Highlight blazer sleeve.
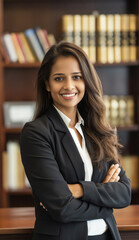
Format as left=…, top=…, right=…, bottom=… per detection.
left=20, top=122, right=113, bottom=223
left=79, top=164, right=131, bottom=209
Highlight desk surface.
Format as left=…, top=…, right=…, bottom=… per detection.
left=0, top=205, right=139, bottom=234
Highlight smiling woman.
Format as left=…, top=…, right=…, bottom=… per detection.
left=20, top=41, right=131, bottom=240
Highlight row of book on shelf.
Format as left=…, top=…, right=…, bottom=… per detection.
left=2, top=141, right=139, bottom=190
left=0, top=27, right=56, bottom=63
left=103, top=95, right=134, bottom=127
left=62, top=13, right=138, bottom=63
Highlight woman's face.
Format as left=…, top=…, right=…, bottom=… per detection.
left=46, top=55, right=85, bottom=113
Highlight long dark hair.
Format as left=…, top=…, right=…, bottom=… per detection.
left=35, top=41, right=121, bottom=165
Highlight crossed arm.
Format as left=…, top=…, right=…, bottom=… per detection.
left=68, top=164, right=121, bottom=199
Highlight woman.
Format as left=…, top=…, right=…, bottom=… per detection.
left=20, top=41, right=131, bottom=240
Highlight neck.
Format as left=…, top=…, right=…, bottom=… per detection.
left=55, top=105, right=78, bottom=127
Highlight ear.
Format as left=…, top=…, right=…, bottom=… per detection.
left=45, top=81, right=50, bottom=92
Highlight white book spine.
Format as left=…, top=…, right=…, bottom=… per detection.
left=7, top=141, right=19, bottom=189
left=2, top=34, right=18, bottom=62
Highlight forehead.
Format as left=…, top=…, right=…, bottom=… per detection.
left=50, top=56, right=81, bottom=74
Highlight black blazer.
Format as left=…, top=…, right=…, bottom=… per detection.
left=20, top=105, right=131, bottom=240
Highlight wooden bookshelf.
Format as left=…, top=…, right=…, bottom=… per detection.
left=0, top=0, right=139, bottom=207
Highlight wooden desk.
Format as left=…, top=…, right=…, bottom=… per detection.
left=0, top=205, right=139, bottom=240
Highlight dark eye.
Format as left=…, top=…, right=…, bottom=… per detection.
left=54, top=77, right=64, bottom=81
left=73, top=75, right=82, bottom=80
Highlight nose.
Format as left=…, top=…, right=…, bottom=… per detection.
left=63, top=78, right=75, bottom=91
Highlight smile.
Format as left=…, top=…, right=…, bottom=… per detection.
left=61, top=93, right=77, bottom=97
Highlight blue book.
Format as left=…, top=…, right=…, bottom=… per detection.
left=25, top=28, right=45, bottom=62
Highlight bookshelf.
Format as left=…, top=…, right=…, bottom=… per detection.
left=0, top=0, right=139, bottom=207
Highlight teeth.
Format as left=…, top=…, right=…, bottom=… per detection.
left=62, top=93, right=76, bottom=97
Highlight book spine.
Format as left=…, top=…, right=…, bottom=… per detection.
left=18, top=32, right=36, bottom=63
left=120, top=155, right=139, bottom=190
left=110, top=95, right=119, bottom=126
left=11, top=33, right=26, bottom=63
left=129, top=14, right=137, bottom=62
left=0, top=39, right=10, bottom=63
left=114, top=14, right=121, bottom=63
left=96, top=14, right=107, bottom=63
left=106, top=15, right=114, bottom=63
left=121, top=14, right=130, bottom=62
left=2, top=151, right=8, bottom=190
left=7, top=141, right=19, bottom=189
left=88, top=15, right=96, bottom=63
left=103, top=95, right=111, bottom=123
left=62, top=15, right=74, bottom=43
left=15, top=33, right=28, bottom=62
left=35, top=28, right=50, bottom=53
left=2, top=33, right=18, bottom=62
left=6, top=141, right=26, bottom=189
left=25, top=29, right=45, bottom=62
left=73, top=15, right=82, bottom=47
left=42, top=29, right=51, bottom=47
left=118, top=95, right=127, bottom=126
left=81, top=15, right=89, bottom=55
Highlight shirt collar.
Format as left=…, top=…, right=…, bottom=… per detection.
left=53, top=105, right=84, bottom=128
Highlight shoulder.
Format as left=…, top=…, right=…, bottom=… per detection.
left=21, top=112, right=53, bottom=141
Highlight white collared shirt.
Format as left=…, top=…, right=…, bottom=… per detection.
left=54, top=106, right=108, bottom=236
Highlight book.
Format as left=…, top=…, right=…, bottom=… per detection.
left=0, top=39, right=10, bottom=63
left=7, top=141, right=25, bottom=189
left=106, top=15, right=114, bottom=63
left=120, top=155, right=139, bottom=190
left=96, top=14, right=107, bottom=63
left=2, top=33, right=18, bottom=62
left=11, top=33, right=27, bottom=63
left=121, top=14, right=130, bottom=62
left=110, top=95, right=119, bottom=126
left=103, top=95, right=111, bottom=123
left=42, top=29, right=51, bottom=47
left=62, top=15, right=74, bottom=43
left=34, top=26, right=49, bottom=54
left=126, top=95, right=135, bottom=125
left=2, top=151, right=9, bottom=190
left=73, top=15, right=82, bottom=47
left=25, top=28, right=45, bottom=62
left=18, top=32, right=36, bottom=63
left=129, top=14, right=137, bottom=61
left=88, top=14, right=96, bottom=63
left=81, top=15, right=89, bottom=55
left=48, top=34, right=56, bottom=46
left=114, top=14, right=121, bottom=63
left=118, top=95, right=127, bottom=126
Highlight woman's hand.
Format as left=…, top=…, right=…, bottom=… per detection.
left=103, top=164, right=121, bottom=183
left=67, top=183, right=83, bottom=199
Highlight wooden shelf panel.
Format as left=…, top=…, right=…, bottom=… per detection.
left=3, top=62, right=41, bottom=68
left=4, top=128, right=22, bottom=133
left=2, top=61, right=139, bottom=68
left=5, top=188, right=32, bottom=195
left=117, top=125, right=139, bottom=131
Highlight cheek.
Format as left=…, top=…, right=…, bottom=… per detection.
left=80, top=81, right=85, bottom=94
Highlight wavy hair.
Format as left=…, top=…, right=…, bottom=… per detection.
left=35, top=41, right=121, bottom=165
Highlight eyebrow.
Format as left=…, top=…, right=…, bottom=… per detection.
left=52, top=72, right=82, bottom=76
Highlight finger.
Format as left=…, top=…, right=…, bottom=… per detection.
left=109, top=167, right=121, bottom=182
left=104, top=164, right=119, bottom=183
left=115, top=176, right=120, bottom=182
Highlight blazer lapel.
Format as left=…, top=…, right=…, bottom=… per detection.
left=61, top=132, right=85, bottom=181
left=47, top=105, right=85, bottom=181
